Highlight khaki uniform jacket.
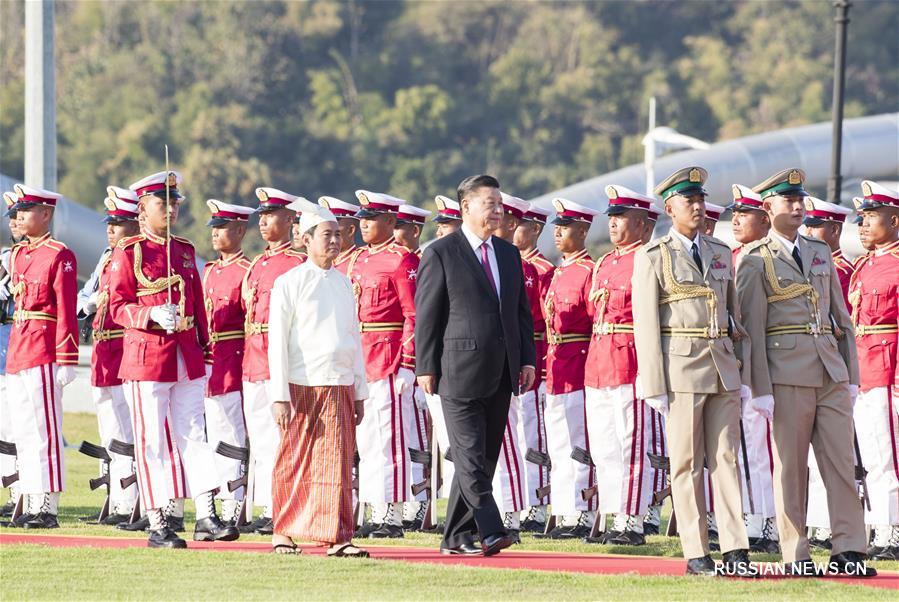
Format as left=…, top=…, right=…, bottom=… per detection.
left=633, top=232, right=748, bottom=398
left=735, top=233, right=859, bottom=397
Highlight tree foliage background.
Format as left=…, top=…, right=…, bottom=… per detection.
left=1, top=0, right=896, bottom=255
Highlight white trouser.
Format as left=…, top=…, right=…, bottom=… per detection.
left=204, top=390, right=246, bottom=501
left=93, top=385, right=138, bottom=509
left=585, top=384, right=651, bottom=516
left=6, top=364, right=65, bottom=494
left=545, top=389, right=594, bottom=516
left=0, top=373, right=18, bottom=488
left=806, top=448, right=831, bottom=529
left=517, top=381, right=549, bottom=507
left=124, top=352, right=217, bottom=512
left=737, top=407, right=777, bottom=517
left=407, top=385, right=431, bottom=502
left=424, top=392, right=455, bottom=497
left=357, top=374, right=413, bottom=505
left=854, top=386, right=899, bottom=525
left=242, top=380, right=278, bottom=509
left=492, top=395, right=526, bottom=514
left=647, top=407, right=667, bottom=501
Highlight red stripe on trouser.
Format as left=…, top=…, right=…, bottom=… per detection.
left=133, top=381, right=156, bottom=510
left=535, top=391, right=546, bottom=490
left=650, top=411, right=659, bottom=491
left=633, top=399, right=646, bottom=516
left=397, top=379, right=408, bottom=501
left=388, top=376, right=398, bottom=501
left=501, top=429, right=516, bottom=511
left=888, top=388, right=899, bottom=484
left=765, top=419, right=774, bottom=477
left=708, top=472, right=715, bottom=513
left=39, top=366, right=56, bottom=491
left=167, top=411, right=188, bottom=498
left=49, top=366, right=63, bottom=491
left=626, top=386, right=638, bottom=515
left=163, top=419, right=181, bottom=499
left=508, top=421, right=524, bottom=510
left=503, top=421, right=523, bottom=511
left=412, top=389, right=426, bottom=450
left=582, top=395, right=594, bottom=511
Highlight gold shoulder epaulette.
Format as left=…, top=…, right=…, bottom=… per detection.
left=171, top=234, right=194, bottom=247
left=744, top=237, right=769, bottom=253
left=45, top=237, right=68, bottom=251
left=117, top=234, right=145, bottom=248
left=643, top=236, right=666, bottom=251
left=284, top=249, right=307, bottom=258
left=388, top=243, right=409, bottom=256
left=800, top=234, right=829, bottom=249
left=703, top=234, right=730, bottom=250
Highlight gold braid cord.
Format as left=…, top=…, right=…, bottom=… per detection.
left=133, top=242, right=186, bottom=322
left=543, top=268, right=561, bottom=343
left=658, top=243, right=720, bottom=338
left=759, top=245, right=821, bottom=332
left=9, top=246, right=25, bottom=303
left=846, top=254, right=870, bottom=327
left=588, top=251, right=613, bottom=325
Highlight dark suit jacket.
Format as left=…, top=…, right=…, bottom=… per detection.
left=414, top=228, right=536, bottom=399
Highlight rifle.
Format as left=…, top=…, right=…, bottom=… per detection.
left=409, top=446, right=436, bottom=530
left=647, top=452, right=677, bottom=536
left=853, top=430, right=871, bottom=512
left=526, top=448, right=552, bottom=500
left=108, top=439, right=142, bottom=523
left=738, top=420, right=756, bottom=515
left=571, top=447, right=598, bottom=502
left=78, top=440, right=112, bottom=523
left=216, top=441, right=251, bottom=527
left=0, top=440, right=19, bottom=488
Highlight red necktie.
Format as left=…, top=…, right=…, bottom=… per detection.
left=480, top=241, right=498, bottom=296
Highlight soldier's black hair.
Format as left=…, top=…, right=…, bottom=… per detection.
left=457, top=174, right=500, bottom=203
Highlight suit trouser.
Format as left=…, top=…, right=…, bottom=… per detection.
left=667, top=389, right=747, bottom=558
left=738, top=407, right=776, bottom=518
left=491, top=394, right=526, bottom=514
left=771, top=374, right=867, bottom=562
left=356, top=374, right=412, bottom=505
left=585, top=384, right=651, bottom=516
left=407, top=385, right=431, bottom=502
left=6, top=364, right=65, bottom=495
left=424, top=392, right=455, bottom=498
left=0, top=373, right=18, bottom=488
left=123, top=353, right=218, bottom=512
left=517, top=382, right=549, bottom=507
left=545, top=389, right=594, bottom=516
left=441, top=379, right=512, bottom=548
left=204, top=390, right=246, bottom=501
left=853, top=386, right=899, bottom=526
left=93, top=385, right=138, bottom=509
left=243, top=380, right=279, bottom=509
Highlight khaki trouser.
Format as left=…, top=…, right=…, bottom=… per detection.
left=667, top=389, right=748, bottom=558
left=772, top=374, right=867, bottom=562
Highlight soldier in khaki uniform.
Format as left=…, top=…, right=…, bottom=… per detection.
left=633, top=167, right=751, bottom=576
left=735, top=168, right=873, bottom=577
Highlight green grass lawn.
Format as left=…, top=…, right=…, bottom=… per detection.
left=1, top=413, right=896, bottom=601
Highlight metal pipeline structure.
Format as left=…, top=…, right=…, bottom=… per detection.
left=530, top=113, right=899, bottom=256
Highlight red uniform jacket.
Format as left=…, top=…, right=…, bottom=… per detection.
left=203, top=252, right=251, bottom=396
left=108, top=230, right=209, bottom=382
left=848, top=241, right=899, bottom=391
left=241, top=241, right=306, bottom=383
left=524, top=248, right=555, bottom=384
left=584, top=242, right=641, bottom=389
left=832, top=249, right=854, bottom=311
left=543, top=249, right=593, bottom=395
left=7, top=234, right=79, bottom=374
left=91, top=249, right=126, bottom=387
left=347, top=237, right=418, bottom=382
left=333, top=246, right=360, bottom=275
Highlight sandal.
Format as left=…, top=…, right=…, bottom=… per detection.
left=272, top=543, right=302, bottom=555
left=327, top=542, right=370, bottom=558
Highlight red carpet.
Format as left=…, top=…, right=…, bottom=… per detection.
left=2, top=532, right=896, bottom=590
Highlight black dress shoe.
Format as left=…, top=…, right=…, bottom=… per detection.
left=23, top=513, right=59, bottom=529
left=519, top=519, right=546, bottom=533
left=809, top=537, right=832, bottom=551
left=166, top=516, right=185, bottom=533
left=869, top=545, right=899, bottom=561
left=254, top=517, right=274, bottom=536
left=787, top=558, right=822, bottom=577
left=828, top=551, right=877, bottom=577
left=238, top=515, right=271, bottom=534
left=7, top=513, right=35, bottom=528
left=100, top=513, right=131, bottom=526
left=148, top=527, right=187, bottom=549
left=78, top=511, right=102, bottom=523
left=721, top=549, right=755, bottom=577
left=583, top=530, right=621, bottom=545
left=607, top=530, right=646, bottom=546
left=117, top=515, right=150, bottom=531
left=368, top=523, right=404, bottom=539
left=508, top=529, right=521, bottom=544
left=440, top=541, right=481, bottom=555
left=194, top=516, right=240, bottom=542
left=355, top=522, right=380, bottom=538
left=685, top=555, right=717, bottom=576
left=643, top=521, right=660, bottom=536
left=481, top=532, right=514, bottom=557
left=748, top=537, right=780, bottom=554
left=0, top=500, right=15, bottom=518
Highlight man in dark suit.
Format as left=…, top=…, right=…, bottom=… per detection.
left=415, top=175, right=536, bottom=556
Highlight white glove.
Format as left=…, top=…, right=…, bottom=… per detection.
left=205, top=363, right=212, bottom=380
left=149, top=304, right=178, bottom=332
left=0, top=284, right=9, bottom=302
left=740, top=385, right=752, bottom=413
left=750, top=394, right=775, bottom=422
left=848, top=384, right=858, bottom=406
left=645, top=394, right=669, bottom=418
left=394, top=367, right=415, bottom=396
left=83, top=291, right=98, bottom=315
left=56, top=365, right=76, bottom=388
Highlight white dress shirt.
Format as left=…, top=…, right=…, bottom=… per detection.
left=770, top=230, right=798, bottom=255
left=461, top=223, right=501, bottom=298
left=668, top=227, right=701, bottom=256
left=267, top=260, right=369, bottom=403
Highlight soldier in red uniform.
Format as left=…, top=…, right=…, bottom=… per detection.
left=319, top=196, right=361, bottom=274
left=76, top=186, right=141, bottom=525
left=393, top=203, right=433, bottom=529
left=803, top=197, right=855, bottom=309
left=584, top=185, right=659, bottom=546
left=849, top=180, right=899, bottom=561
left=108, top=170, right=238, bottom=548
left=541, top=198, right=599, bottom=538
left=727, top=183, right=779, bottom=552
left=348, top=190, right=419, bottom=538
left=241, top=187, right=307, bottom=533
left=702, top=202, right=726, bottom=237
left=433, top=195, right=463, bottom=239
left=202, top=200, right=254, bottom=525
left=5, top=184, right=78, bottom=529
